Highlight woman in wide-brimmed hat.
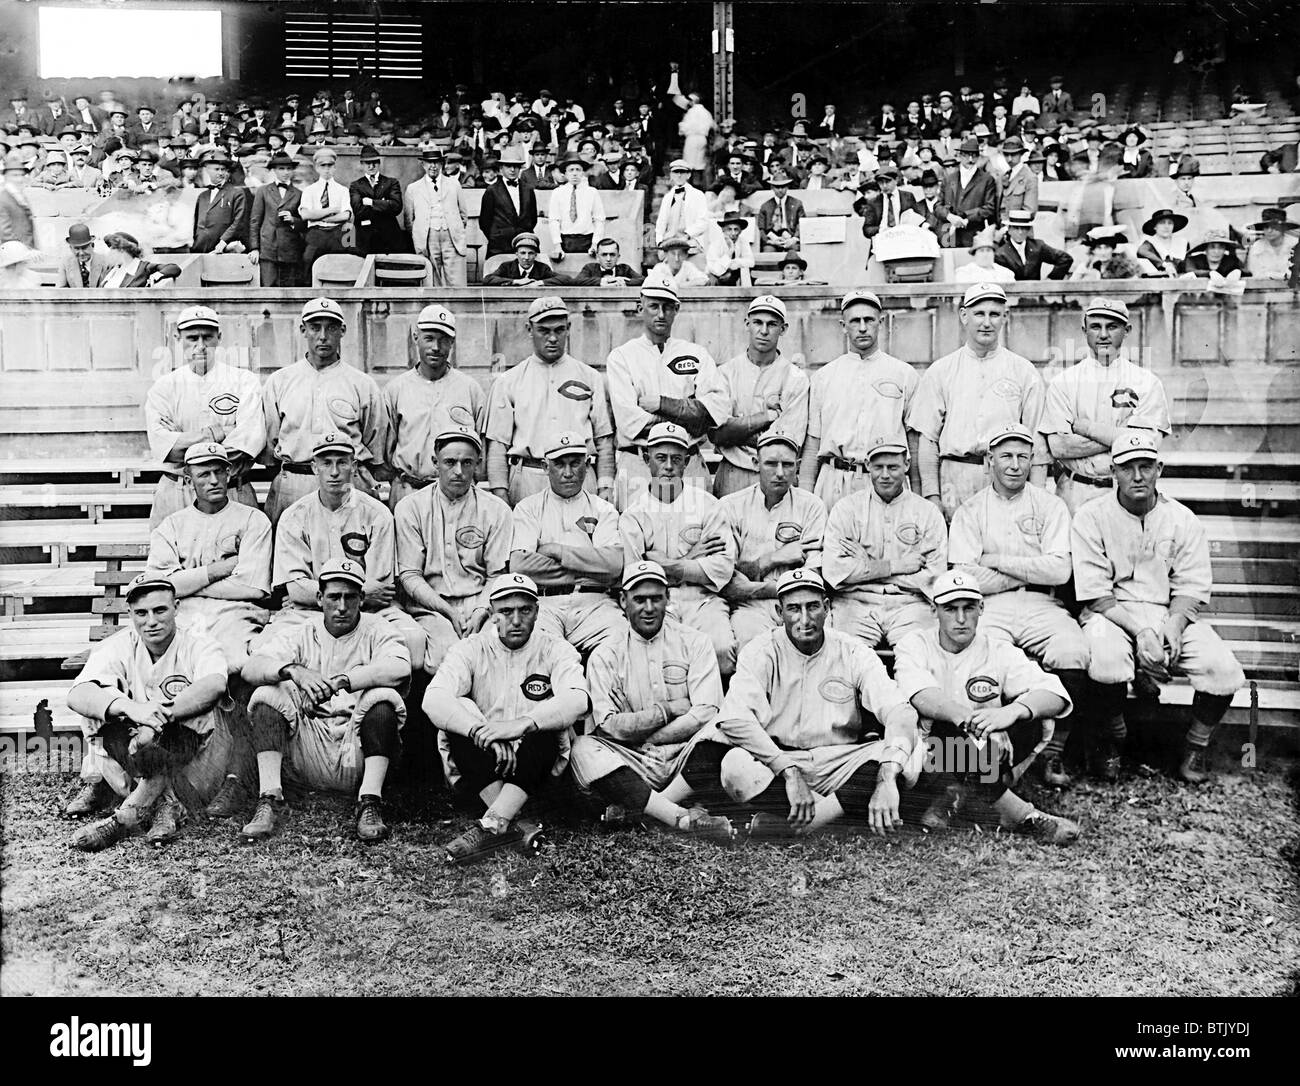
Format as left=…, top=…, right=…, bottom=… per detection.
left=1245, top=207, right=1299, bottom=280
left=1136, top=207, right=1190, bottom=276
left=1071, top=225, right=1130, bottom=280
left=1118, top=125, right=1153, bottom=178
left=1181, top=228, right=1245, bottom=278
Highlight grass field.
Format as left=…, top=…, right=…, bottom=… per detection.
left=3, top=738, right=1298, bottom=997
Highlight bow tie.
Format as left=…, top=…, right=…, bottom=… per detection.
left=505, top=180, right=518, bottom=187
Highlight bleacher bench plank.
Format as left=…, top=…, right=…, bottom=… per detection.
left=0, top=680, right=80, bottom=734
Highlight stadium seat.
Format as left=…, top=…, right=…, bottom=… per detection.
left=373, top=253, right=433, bottom=287
left=481, top=252, right=515, bottom=280
left=199, top=254, right=256, bottom=288
left=312, top=254, right=367, bottom=289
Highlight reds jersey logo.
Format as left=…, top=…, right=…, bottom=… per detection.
left=678, top=523, right=704, bottom=546
left=208, top=392, right=240, bottom=417
left=895, top=523, right=922, bottom=546
left=662, top=662, right=689, bottom=684
left=1110, top=387, right=1139, bottom=409
left=966, top=675, right=1000, bottom=703
left=159, top=674, right=191, bottom=700
left=521, top=674, right=552, bottom=700
left=576, top=516, right=597, bottom=537
left=991, top=378, right=1022, bottom=402
left=1017, top=515, right=1045, bottom=538
left=340, top=531, right=370, bottom=562
left=1154, top=536, right=1177, bottom=559
left=216, top=532, right=241, bottom=559
left=774, top=522, right=802, bottom=544
left=447, top=404, right=476, bottom=427
left=327, top=396, right=359, bottom=423
left=666, top=354, right=700, bottom=376
left=818, top=677, right=856, bottom=704
left=872, top=379, right=904, bottom=399
left=557, top=380, right=593, bottom=401
left=455, top=525, right=486, bottom=549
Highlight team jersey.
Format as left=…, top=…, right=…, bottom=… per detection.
left=273, top=488, right=395, bottom=594
left=394, top=484, right=513, bottom=607
left=262, top=358, right=388, bottom=466
left=822, top=487, right=946, bottom=599
left=147, top=501, right=272, bottom=599
left=384, top=365, right=486, bottom=480
left=619, top=486, right=735, bottom=597
left=715, top=351, right=810, bottom=471
left=145, top=362, right=266, bottom=462
left=605, top=334, right=729, bottom=449
left=485, top=353, right=615, bottom=459
left=807, top=350, right=918, bottom=461
left=511, top=489, right=622, bottom=590
left=947, top=483, right=1072, bottom=592
left=717, top=484, right=828, bottom=576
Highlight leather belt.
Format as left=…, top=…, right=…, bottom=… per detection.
left=1064, top=468, right=1113, bottom=488
left=398, top=472, right=436, bottom=488
left=1025, top=584, right=1054, bottom=595
left=940, top=453, right=984, bottom=466
left=279, top=461, right=315, bottom=476
left=509, top=455, right=548, bottom=470
left=829, top=456, right=870, bottom=472
left=535, top=583, right=604, bottom=597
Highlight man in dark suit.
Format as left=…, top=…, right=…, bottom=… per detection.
left=860, top=165, right=919, bottom=239
left=477, top=146, right=538, bottom=257
left=481, top=231, right=565, bottom=285
left=348, top=144, right=406, bottom=255
left=755, top=168, right=804, bottom=252
left=249, top=152, right=305, bottom=285
left=192, top=149, right=250, bottom=254
left=521, top=145, right=553, bottom=191
left=938, top=138, right=998, bottom=248
left=1040, top=76, right=1074, bottom=128
left=934, top=92, right=963, bottom=138
left=994, top=208, right=1072, bottom=280
left=568, top=237, right=644, bottom=286
left=915, top=169, right=950, bottom=239
left=55, top=223, right=110, bottom=287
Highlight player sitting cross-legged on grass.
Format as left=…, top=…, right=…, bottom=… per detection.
left=424, top=573, right=590, bottom=864
left=572, top=561, right=734, bottom=842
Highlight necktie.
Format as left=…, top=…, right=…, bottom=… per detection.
left=569, top=184, right=578, bottom=223
left=321, top=183, right=329, bottom=209
left=79, top=260, right=89, bottom=287
left=775, top=199, right=784, bottom=231
left=887, top=196, right=896, bottom=227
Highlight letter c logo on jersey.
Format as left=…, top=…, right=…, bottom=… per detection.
left=576, top=516, right=597, bottom=537
left=340, top=531, right=370, bottom=561
left=678, top=523, right=703, bottom=546
left=557, top=380, right=593, bottom=402
left=666, top=354, right=700, bottom=376
left=895, top=523, right=922, bottom=546
left=455, top=525, right=486, bottom=549
left=159, top=674, right=191, bottom=700
left=1110, top=387, right=1139, bottom=409
left=208, top=392, right=240, bottom=417
left=448, top=404, right=475, bottom=427
left=818, top=677, right=856, bottom=704
left=327, top=396, right=359, bottom=423
left=774, top=522, right=802, bottom=544
left=872, top=379, right=904, bottom=399
left=992, top=378, right=1021, bottom=402
left=521, top=674, right=552, bottom=701
left=662, top=662, right=689, bottom=685
left=965, top=675, right=1000, bottom=704
left=1017, top=515, right=1045, bottom=538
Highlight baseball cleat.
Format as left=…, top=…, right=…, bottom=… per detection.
left=444, top=819, right=544, bottom=864
left=240, top=793, right=286, bottom=843
left=63, top=779, right=118, bottom=819
left=70, top=807, right=143, bottom=852
left=146, top=799, right=186, bottom=847
left=204, top=774, right=249, bottom=819
left=354, top=795, right=390, bottom=843
left=678, top=806, right=736, bottom=844
left=1009, top=808, right=1080, bottom=845
left=1177, top=745, right=1211, bottom=785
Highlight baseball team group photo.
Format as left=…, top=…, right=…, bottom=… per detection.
left=0, top=0, right=1296, bottom=1008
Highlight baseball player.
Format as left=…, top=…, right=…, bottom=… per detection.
left=710, top=294, right=809, bottom=497
left=423, top=573, right=589, bottom=863
left=799, top=289, right=921, bottom=509
left=947, top=422, right=1092, bottom=788
left=383, top=303, right=486, bottom=510
left=1072, top=428, right=1245, bottom=784
left=1038, top=297, right=1172, bottom=513
left=893, top=571, right=1081, bottom=844
left=261, top=297, right=389, bottom=527
left=719, top=431, right=828, bottom=651
left=679, top=569, right=926, bottom=840
left=241, top=558, right=411, bottom=843
left=145, top=305, right=265, bottom=528
left=909, top=281, right=1049, bottom=521
left=485, top=295, right=617, bottom=507
left=66, top=574, right=234, bottom=851
left=395, top=426, right=513, bottom=673
left=605, top=276, right=729, bottom=510
left=509, top=431, right=627, bottom=655
left=573, top=561, right=733, bottom=841
left=145, top=442, right=272, bottom=674
left=619, top=422, right=738, bottom=675
left=822, top=437, right=946, bottom=650
left=255, top=433, right=427, bottom=669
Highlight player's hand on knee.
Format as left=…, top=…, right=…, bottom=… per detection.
left=782, top=767, right=817, bottom=827
left=868, top=777, right=901, bottom=836
left=492, top=740, right=517, bottom=777
left=287, top=665, right=334, bottom=706
left=1136, top=628, right=1170, bottom=680
left=128, top=723, right=160, bottom=758
left=969, top=705, right=1020, bottom=737
left=1160, top=621, right=1184, bottom=663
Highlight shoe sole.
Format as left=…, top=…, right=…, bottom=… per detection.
left=446, top=822, right=544, bottom=865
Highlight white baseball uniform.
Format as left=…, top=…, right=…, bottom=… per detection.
left=908, top=345, right=1048, bottom=518
left=807, top=350, right=919, bottom=508
left=511, top=488, right=628, bottom=654
left=947, top=483, right=1089, bottom=669
left=713, top=350, right=810, bottom=496
left=605, top=334, right=729, bottom=509
left=822, top=487, right=946, bottom=647
left=146, top=501, right=272, bottom=671
left=247, top=612, right=410, bottom=793
left=1038, top=355, right=1171, bottom=512
left=144, top=361, right=266, bottom=527
left=422, top=624, right=589, bottom=788
left=394, top=484, right=514, bottom=671
left=1072, top=491, right=1244, bottom=695
left=573, top=617, right=722, bottom=791
left=384, top=365, right=486, bottom=507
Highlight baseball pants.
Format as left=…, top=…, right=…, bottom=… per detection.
left=830, top=594, right=934, bottom=648
left=669, top=591, right=737, bottom=675
left=730, top=597, right=780, bottom=652
left=938, top=459, right=989, bottom=521
left=813, top=462, right=874, bottom=512
left=252, top=606, right=425, bottom=672
left=1082, top=604, right=1245, bottom=697
left=507, top=462, right=596, bottom=507
left=712, top=459, right=758, bottom=498
left=93, top=709, right=234, bottom=805
left=536, top=590, right=628, bottom=656
left=980, top=590, right=1090, bottom=670
left=1053, top=473, right=1115, bottom=516
left=412, top=596, right=486, bottom=674
left=442, top=729, right=561, bottom=797
left=175, top=597, right=268, bottom=674
left=922, top=717, right=1052, bottom=802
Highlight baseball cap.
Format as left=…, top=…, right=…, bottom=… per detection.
left=416, top=303, right=456, bottom=336
left=317, top=558, right=365, bottom=589
left=176, top=304, right=220, bottom=332
left=488, top=572, right=539, bottom=603
left=622, top=560, right=669, bottom=591
left=645, top=421, right=691, bottom=450
left=543, top=431, right=589, bottom=460
left=512, top=231, right=541, bottom=251
left=1083, top=296, right=1131, bottom=324
left=747, top=294, right=788, bottom=322
left=527, top=295, right=569, bottom=322
left=300, top=297, right=344, bottom=324
left=668, top=158, right=691, bottom=172
left=931, top=570, right=982, bottom=605
left=1111, top=428, right=1161, bottom=465
left=756, top=430, right=801, bottom=454
left=124, top=573, right=176, bottom=603
left=985, top=422, right=1035, bottom=450
left=866, top=435, right=909, bottom=460
left=433, top=425, right=483, bottom=454
left=840, top=288, right=883, bottom=313
left=640, top=274, right=679, bottom=304
left=184, top=442, right=230, bottom=467
left=775, top=568, right=827, bottom=598
left=961, top=282, right=1008, bottom=308
left=311, top=432, right=354, bottom=457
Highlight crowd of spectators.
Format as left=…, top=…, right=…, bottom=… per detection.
left=0, top=68, right=1295, bottom=288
